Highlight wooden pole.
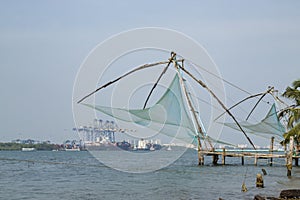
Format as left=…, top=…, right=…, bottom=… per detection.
left=246, top=87, right=273, bottom=120
left=197, top=136, right=204, bottom=165
left=143, top=52, right=176, bottom=109
left=212, top=148, right=218, bottom=165
left=254, top=154, right=258, bottom=166
left=295, top=157, right=299, bottom=167
left=287, top=136, right=294, bottom=177
left=174, top=59, right=212, bottom=165
left=270, top=136, right=274, bottom=166
left=296, top=144, right=299, bottom=167
left=77, top=60, right=171, bottom=103
left=212, top=155, right=219, bottom=165
left=177, top=64, right=256, bottom=150
left=174, top=60, right=212, bottom=148
left=241, top=156, right=244, bottom=165
left=214, top=91, right=270, bottom=122
left=222, top=148, right=226, bottom=165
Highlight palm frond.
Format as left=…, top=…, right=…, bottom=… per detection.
left=283, top=87, right=300, bottom=105
left=292, top=79, right=300, bottom=89
left=282, top=123, right=300, bottom=144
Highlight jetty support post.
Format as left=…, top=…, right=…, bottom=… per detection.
left=222, top=148, right=226, bottom=165
left=197, top=136, right=204, bottom=166
left=241, top=155, right=244, bottom=165
left=254, top=154, right=258, bottom=166
left=269, top=136, right=274, bottom=166
left=241, top=148, right=244, bottom=165
left=295, top=157, right=299, bottom=167
left=198, top=150, right=204, bottom=166
left=212, top=148, right=219, bottom=165
left=287, top=136, right=294, bottom=177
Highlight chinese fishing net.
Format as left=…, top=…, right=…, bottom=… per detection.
left=83, top=73, right=234, bottom=147
left=224, top=103, right=285, bottom=142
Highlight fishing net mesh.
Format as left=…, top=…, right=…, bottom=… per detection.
left=224, top=104, right=285, bottom=142
left=83, top=74, right=227, bottom=146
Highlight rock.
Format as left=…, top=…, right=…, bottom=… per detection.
left=241, top=182, right=248, bottom=192
left=253, top=195, right=280, bottom=200
left=261, top=168, right=267, bottom=175
left=280, top=189, right=300, bottom=198
left=254, top=195, right=265, bottom=200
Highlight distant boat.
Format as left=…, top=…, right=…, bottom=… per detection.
left=132, top=145, right=137, bottom=151
left=149, top=146, right=155, bottom=151
left=116, top=141, right=131, bottom=151
left=65, top=148, right=80, bottom=151
left=22, top=147, right=36, bottom=152
left=136, top=139, right=162, bottom=151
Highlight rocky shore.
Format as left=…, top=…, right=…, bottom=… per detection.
left=254, top=189, right=300, bottom=200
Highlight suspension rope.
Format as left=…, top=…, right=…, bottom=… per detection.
left=185, top=60, right=272, bottom=105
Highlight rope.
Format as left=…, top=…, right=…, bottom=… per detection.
left=185, top=60, right=271, bottom=105
left=242, top=165, right=248, bottom=192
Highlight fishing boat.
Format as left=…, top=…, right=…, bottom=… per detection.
left=21, top=147, right=36, bottom=151
left=65, top=147, right=80, bottom=151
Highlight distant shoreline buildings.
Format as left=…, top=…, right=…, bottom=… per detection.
left=11, top=139, right=51, bottom=145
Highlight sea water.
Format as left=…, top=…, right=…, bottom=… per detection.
left=0, top=149, right=299, bottom=200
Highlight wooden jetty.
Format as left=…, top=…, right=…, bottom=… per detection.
left=198, top=136, right=299, bottom=177
left=200, top=149, right=300, bottom=167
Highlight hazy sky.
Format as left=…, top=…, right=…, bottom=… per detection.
left=0, top=1, right=299, bottom=144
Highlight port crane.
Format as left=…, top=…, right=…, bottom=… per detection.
left=73, top=119, right=135, bottom=144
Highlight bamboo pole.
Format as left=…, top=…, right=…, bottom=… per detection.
left=177, top=65, right=256, bottom=150
left=174, top=58, right=210, bottom=164
left=177, top=66, right=210, bottom=146
left=215, top=87, right=288, bottom=122
left=214, top=91, right=269, bottom=122
left=246, top=87, right=274, bottom=121
left=77, top=60, right=171, bottom=103
left=143, top=52, right=176, bottom=109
